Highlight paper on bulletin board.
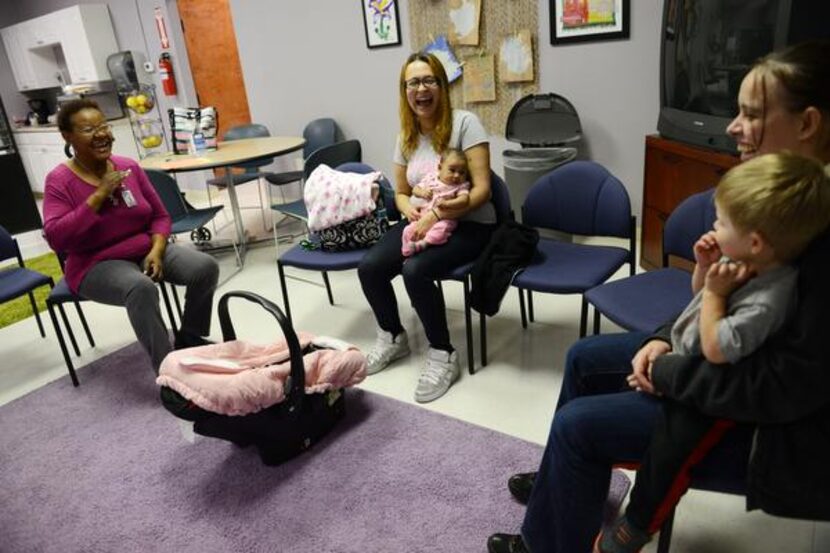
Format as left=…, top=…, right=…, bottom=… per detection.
left=448, top=0, right=481, bottom=46
left=423, top=35, right=463, bottom=83
left=463, top=54, right=496, bottom=103
left=499, top=30, right=534, bottom=83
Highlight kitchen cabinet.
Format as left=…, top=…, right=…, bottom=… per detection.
left=0, top=4, right=117, bottom=91
left=59, top=5, right=118, bottom=85
left=641, top=135, right=739, bottom=270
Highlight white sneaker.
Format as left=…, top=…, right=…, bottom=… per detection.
left=414, top=348, right=460, bottom=403
left=366, top=329, right=410, bottom=375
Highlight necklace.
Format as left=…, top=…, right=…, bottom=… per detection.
left=73, top=157, right=119, bottom=205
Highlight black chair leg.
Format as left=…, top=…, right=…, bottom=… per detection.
left=479, top=311, right=488, bottom=367
left=47, top=303, right=78, bottom=387
left=579, top=296, right=588, bottom=338
left=519, top=289, right=528, bottom=329
left=322, top=271, right=334, bottom=305
left=159, top=282, right=179, bottom=334
left=57, top=302, right=81, bottom=356
left=656, top=508, right=676, bottom=553
left=172, top=284, right=183, bottom=320
left=528, top=290, right=535, bottom=323
left=593, top=306, right=601, bottom=335
left=73, top=301, right=95, bottom=347
left=277, top=262, right=292, bottom=325
left=28, top=291, right=46, bottom=337
left=462, top=278, right=474, bottom=375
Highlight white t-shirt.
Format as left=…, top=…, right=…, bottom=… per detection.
left=393, top=109, right=496, bottom=224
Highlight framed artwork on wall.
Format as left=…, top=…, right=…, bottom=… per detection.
left=362, top=0, right=402, bottom=49
left=550, top=0, right=630, bottom=45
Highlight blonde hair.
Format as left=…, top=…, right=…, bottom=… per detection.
left=715, top=152, right=830, bottom=261
left=399, top=52, right=453, bottom=159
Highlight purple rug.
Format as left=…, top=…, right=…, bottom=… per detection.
left=0, top=342, right=629, bottom=552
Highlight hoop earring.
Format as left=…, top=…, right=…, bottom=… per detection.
left=64, top=143, right=72, bottom=158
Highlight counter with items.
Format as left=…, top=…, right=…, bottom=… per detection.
left=13, top=117, right=138, bottom=193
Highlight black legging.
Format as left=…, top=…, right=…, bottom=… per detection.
left=358, top=221, right=494, bottom=351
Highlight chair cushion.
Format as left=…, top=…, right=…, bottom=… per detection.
left=47, top=277, right=81, bottom=303
left=271, top=200, right=308, bottom=221
left=443, top=261, right=474, bottom=282
left=265, top=170, right=304, bottom=186
left=585, top=268, right=693, bottom=333
left=171, top=206, right=224, bottom=235
left=278, top=244, right=368, bottom=271
left=512, top=239, right=630, bottom=294
left=207, top=173, right=264, bottom=187
left=0, top=267, right=52, bottom=302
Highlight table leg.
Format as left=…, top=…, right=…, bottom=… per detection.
left=224, top=170, right=247, bottom=266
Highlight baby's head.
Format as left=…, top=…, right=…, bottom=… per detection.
left=437, top=148, right=469, bottom=185
left=714, top=152, right=830, bottom=265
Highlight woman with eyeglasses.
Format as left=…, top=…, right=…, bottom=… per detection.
left=42, top=99, right=219, bottom=373
left=358, top=52, right=497, bottom=403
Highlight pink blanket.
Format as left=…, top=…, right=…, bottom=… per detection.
left=156, top=333, right=367, bottom=416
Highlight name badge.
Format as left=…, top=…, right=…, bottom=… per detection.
left=121, top=189, right=137, bottom=208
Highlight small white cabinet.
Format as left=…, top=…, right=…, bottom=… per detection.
left=0, top=4, right=118, bottom=91
left=59, top=5, right=118, bottom=85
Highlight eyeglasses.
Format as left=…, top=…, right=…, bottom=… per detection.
left=74, top=123, right=113, bottom=136
left=405, top=76, right=440, bottom=90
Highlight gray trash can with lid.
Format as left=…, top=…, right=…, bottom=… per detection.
left=503, top=93, right=581, bottom=215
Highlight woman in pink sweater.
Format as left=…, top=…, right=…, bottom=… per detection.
left=43, top=99, right=219, bottom=372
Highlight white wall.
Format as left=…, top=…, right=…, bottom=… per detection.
left=229, top=0, right=663, bottom=216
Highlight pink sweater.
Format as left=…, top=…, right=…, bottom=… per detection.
left=43, top=155, right=172, bottom=293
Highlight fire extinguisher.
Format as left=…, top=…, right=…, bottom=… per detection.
left=158, top=53, right=177, bottom=96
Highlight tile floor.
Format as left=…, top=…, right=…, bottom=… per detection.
left=1, top=182, right=825, bottom=553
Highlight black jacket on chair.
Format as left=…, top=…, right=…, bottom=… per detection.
left=470, top=220, right=539, bottom=317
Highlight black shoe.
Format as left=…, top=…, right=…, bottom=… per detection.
left=487, top=533, right=530, bottom=553
left=508, top=472, right=536, bottom=505
left=174, top=331, right=215, bottom=350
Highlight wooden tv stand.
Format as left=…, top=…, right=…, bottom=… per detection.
left=640, top=135, right=740, bottom=270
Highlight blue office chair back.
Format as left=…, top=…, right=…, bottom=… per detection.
left=490, top=171, right=512, bottom=223
left=145, top=170, right=188, bottom=220
left=223, top=123, right=273, bottom=172
left=336, top=161, right=401, bottom=222
left=0, top=225, right=20, bottom=262
left=522, top=160, right=631, bottom=238
left=663, top=188, right=716, bottom=265
left=304, top=139, right=362, bottom=180
left=303, top=118, right=339, bottom=159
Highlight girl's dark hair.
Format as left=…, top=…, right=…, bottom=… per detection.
left=57, top=99, right=101, bottom=132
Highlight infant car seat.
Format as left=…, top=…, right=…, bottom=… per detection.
left=160, top=291, right=347, bottom=466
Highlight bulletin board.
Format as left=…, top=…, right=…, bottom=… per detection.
left=408, top=0, right=539, bottom=134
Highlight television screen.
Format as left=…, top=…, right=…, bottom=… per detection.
left=662, top=0, right=786, bottom=121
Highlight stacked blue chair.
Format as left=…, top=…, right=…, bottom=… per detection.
left=512, top=161, right=636, bottom=337
left=585, top=188, right=716, bottom=334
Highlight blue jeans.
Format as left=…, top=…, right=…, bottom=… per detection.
left=520, top=333, right=753, bottom=553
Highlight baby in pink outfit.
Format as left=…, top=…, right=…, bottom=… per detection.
left=402, top=149, right=471, bottom=256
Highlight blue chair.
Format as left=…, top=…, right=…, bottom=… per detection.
left=146, top=169, right=225, bottom=243
left=45, top=251, right=181, bottom=387
left=206, top=123, right=276, bottom=231
left=437, top=171, right=513, bottom=375
left=276, top=161, right=397, bottom=324
left=585, top=189, right=717, bottom=334
left=512, top=161, right=636, bottom=337
left=266, top=118, right=341, bottom=225
left=0, top=225, right=54, bottom=338
left=270, top=138, right=362, bottom=226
